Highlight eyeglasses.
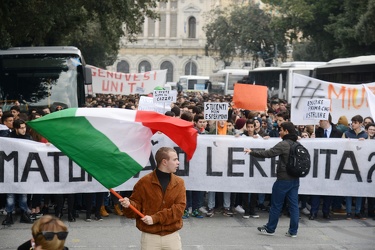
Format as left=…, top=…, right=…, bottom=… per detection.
left=37, top=231, right=69, bottom=241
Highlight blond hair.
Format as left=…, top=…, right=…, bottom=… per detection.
left=32, top=215, right=68, bottom=250
left=155, top=147, right=176, bottom=167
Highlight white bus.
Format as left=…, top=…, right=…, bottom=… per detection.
left=248, top=61, right=326, bottom=103
left=209, top=69, right=249, bottom=95
left=313, top=55, right=375, bottom=84
left=178, top=75, right=209, bottom=92
left=0, top=46, right=92, bottom=111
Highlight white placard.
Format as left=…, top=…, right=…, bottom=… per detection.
left=304, top=98, right=331, bottom=120
left=153, top=90, right=177, bottom=103
left=203, top=102, right=228, bottom=120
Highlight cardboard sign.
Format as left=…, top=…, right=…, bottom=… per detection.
left=233, top=84, right=268, bottom=111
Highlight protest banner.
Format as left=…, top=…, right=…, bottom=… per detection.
left=1, top=136, right=373, bottom=197
left=203, top=102, right=228, bottom=120
left=232, top=84, right=267, bottom=111
left=89, top=66, right=167, bottom=95
left=291, top=74, right=375, bottom=125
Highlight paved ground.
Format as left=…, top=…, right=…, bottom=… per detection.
left=1, top=210, right=374, bottom=250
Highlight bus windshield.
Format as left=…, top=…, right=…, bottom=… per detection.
left=179, top=76, right=209, bottom=91
left=0, top=49, right=88, bottom=112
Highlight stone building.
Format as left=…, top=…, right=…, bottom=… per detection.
left=112, top=0, right=258, bottom=83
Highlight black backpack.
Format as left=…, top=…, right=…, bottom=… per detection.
left=286, top=140, right=311, bottom=177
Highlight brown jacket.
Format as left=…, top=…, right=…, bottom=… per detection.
left=123, top=170, right=186, bottom=236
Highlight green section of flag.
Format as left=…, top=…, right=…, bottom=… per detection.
left=28, top=110, right=143, bottom=189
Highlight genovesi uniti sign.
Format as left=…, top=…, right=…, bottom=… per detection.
left=90, top=66, right=167, bottom=95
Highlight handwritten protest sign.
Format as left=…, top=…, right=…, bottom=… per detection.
left=153, top=90, right=177, bottom=103
left=203, top=102, right=228, bottom=120
left=304, top=99, right=331, bottom=120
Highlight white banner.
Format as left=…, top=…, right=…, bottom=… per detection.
left=89, top=66, right=167, bottom=95
left=291, top=74, right=375, bottom=125
left=1, top=136, right=374, bottom=197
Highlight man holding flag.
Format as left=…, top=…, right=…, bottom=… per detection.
left=120, top=147, right=185, bottom=250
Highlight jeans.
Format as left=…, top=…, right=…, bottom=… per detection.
left=346, top=196, right=362, bottom=214
left=186, top=191, right=204, bottom=211
left=258, top=193, right=266, bottom=205
left=207, top=192, right=231, bottom=209
left=6, top=194, right=29, bottom=213
left=266, top=179, right=300, bottom=235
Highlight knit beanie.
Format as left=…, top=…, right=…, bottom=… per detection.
left=337, top=116, right=348, bottom=126
left=235, top=118, right=247, bottom=130
left=253, top=116, right=262, bottom=124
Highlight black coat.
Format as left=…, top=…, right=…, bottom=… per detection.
left=315, top=125, right=343, bottom=138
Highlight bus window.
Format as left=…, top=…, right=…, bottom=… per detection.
left=0, top=47, right=89, bottom=111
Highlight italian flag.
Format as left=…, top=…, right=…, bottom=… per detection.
left=28, top=108, right=197, bottom=189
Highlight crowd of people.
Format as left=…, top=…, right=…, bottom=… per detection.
left=0, top=90, right=374, bottom=230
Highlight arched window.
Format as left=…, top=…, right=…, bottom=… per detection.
left=160, top=61, right=173, bottom=82
left=116, top=60, right=130, bottom=73
left=138, top=60, right=151, bottom=73
left=188, top=17, right=196, bottom=38
left=184, top=61, right=197, bottom=75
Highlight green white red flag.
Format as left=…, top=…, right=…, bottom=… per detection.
left=28, top=108, right=197, bottom=189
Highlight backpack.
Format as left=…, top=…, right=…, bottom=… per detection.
left=286, top=140, right=311, bottom=177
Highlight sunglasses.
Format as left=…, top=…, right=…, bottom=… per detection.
left=37, top=231, right=69, bottom=241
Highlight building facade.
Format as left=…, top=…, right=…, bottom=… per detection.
left=112, top=0, right=255, bottom=83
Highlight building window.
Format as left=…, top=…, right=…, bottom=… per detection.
left=160, top=61, right=174, bottom=82
left=138, top=60, right=151, bottom=73
left=159, top=13, right=166, bottom=37
left=148, top=18, right=155, bottom=37
left=185, top=61, right=197, bottom=75
left=117, top=60, right=130, bottom=73
left=170, top=13, right=177, bottom=37
left=188, top=16, right=196, bottom=38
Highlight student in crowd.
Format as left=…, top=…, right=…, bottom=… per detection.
left=10, top=105, right=21, bottom=120
left=309, top=114, right=343, bottom=220
left=245, top=122, right=300, bottom=237
left=206, top=120, right=235, bottom=217
left=2, top=119, right=33, bottom=225
left=336, top=115, right=349, bottom=133
left=239, top=119, right=261, bottom=219
left=269, top=111, right=289, bottom=138
left=180, top=111, right=204, bottom=219
left=342, top=115, right=368, bottom=220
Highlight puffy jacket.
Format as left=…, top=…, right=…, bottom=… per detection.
left=123, top=170, right=186, bottom=236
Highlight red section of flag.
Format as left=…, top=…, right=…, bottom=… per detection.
left=233, top=84, right=268, bottom=111
left=135, top=111, right=198, bottom=160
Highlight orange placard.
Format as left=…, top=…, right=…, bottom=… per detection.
left=232, top=83, right=268, bottom=111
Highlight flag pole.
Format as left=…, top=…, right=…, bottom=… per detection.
left=109, top=188, right=145, bottom=218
